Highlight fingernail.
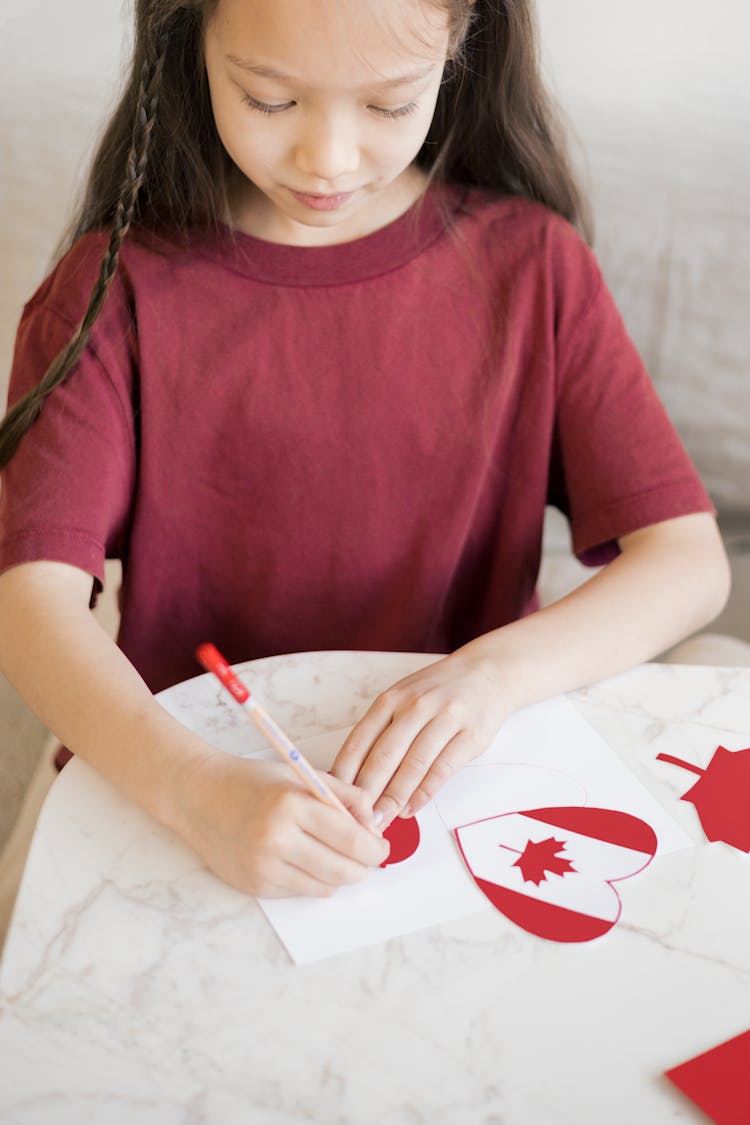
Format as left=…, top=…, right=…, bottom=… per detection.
left=399, top=804, right=412, bottom=818
left=373, top=809, right=385, bottom=829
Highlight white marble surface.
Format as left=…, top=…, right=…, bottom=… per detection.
left=1, top=651, right=749, bottom=1124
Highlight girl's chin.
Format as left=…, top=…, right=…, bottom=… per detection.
left=235, top=177, right=420, bottom=244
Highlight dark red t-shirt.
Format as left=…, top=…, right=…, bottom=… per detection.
left=0, top=187, right=713, bottom=692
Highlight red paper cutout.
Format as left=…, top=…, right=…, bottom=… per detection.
left=472, top=880, right=617, bottom=942
left=513, top=837, right=576, bottom=885
left=455, top=806, right=657, bottom=943
left=381, top=816, right=420, bottom=868
left=665, top=1029, right=750, bottom=1125
left=657, top=746, right=750, bottom=852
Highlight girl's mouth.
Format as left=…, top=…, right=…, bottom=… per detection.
left=290, top=189, right=356, bottom=211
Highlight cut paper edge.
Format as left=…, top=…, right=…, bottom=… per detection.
left=433, top=762, right=587, bottom=831
left=381, top=816, right=420, bottom=867
left=524, top=806, right=657, bottom=855
left=473, top=878, right=616, bottom=942
left=454, top=806, right=658, bottom=945
left=665, top=1029, right=750, bottom=1125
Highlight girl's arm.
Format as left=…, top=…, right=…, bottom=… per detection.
left=0, top=561, right=387, bottom=894
left=331, top=511, right=731, bottom=825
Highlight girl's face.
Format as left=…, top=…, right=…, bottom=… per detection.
left=204, top=0, right=451, bottom=245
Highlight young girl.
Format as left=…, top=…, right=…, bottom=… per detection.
left=0, top=0, right=730, bottom=899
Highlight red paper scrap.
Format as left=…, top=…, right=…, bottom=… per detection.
left=665, top=1029, right=750, bottom=1124
left=381, top=815, right=420, bottom=867
left=656, top=746, right=750, bottom=852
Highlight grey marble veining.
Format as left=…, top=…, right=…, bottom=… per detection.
left=1, top=653, right=749, bottom=1124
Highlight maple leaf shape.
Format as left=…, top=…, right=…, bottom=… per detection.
left=657, top=747, right=750, bottom=852
left=512, top=837, right=576, bottom=885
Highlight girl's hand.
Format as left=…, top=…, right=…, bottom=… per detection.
left=177, top=754, right=389, bottom=898
left=330, top=650, right=510, bottom=827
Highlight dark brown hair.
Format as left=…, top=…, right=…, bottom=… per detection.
left=0, top=0, right=589, bottom=467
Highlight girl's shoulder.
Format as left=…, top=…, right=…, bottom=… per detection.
left=453, top=186, right=587, bottom=252
left=22, top=226, right=193, bottom=330
left=447, top=185, right=599, bottom=293
left=26, top=232, right=112, bottom=320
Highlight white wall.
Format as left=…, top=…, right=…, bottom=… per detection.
left=538, top=0, right=750, bottom=511
left=0, top=0, right=129, bottom=375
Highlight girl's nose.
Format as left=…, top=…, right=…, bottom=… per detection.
left=294, top=113, right=360, bottom=183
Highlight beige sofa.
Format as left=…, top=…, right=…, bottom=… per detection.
left=1, top=0, right=749, bottom=871
left=536, top=0, right=750, bottom=640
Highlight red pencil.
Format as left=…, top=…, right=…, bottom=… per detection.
left=196, top=643, right=352, bottom=816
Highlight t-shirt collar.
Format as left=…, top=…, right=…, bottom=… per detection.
left=193, top=183, right=465, bottom=287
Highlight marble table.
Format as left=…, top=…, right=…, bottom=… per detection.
left=1, top=651, right=749, bottom=1124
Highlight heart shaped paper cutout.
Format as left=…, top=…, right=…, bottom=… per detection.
left=434, top=762, right=586, bottom=828
left=381, top=816, right=420, bottom=867
left=455, top=806, right=657, bottom=943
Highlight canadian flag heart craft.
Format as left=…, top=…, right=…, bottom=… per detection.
left=455, top=806, right=658, bottom=943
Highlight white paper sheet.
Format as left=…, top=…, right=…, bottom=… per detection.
left=256, top=696, right=694, bottom=964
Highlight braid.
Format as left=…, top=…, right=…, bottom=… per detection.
left=0, top=27, right=168, bottom=471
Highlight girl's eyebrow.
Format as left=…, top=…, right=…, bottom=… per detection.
left=225, top=55, right=435, bottom=90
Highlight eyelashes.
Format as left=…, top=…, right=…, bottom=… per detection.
left=369, top=101, right=419, bottom=120
left=240, top=93, right=419, bottom=121
left=240, top=94, right=293, bottom=115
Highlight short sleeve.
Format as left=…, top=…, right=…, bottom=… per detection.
left=547, top=237, right=714, bottom=566
left=0, top=235, right=138, bottom=587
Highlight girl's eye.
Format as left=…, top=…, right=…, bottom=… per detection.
left=369, top=101, right=419, bottom=120
left=241, top=93, right=295, bottom=115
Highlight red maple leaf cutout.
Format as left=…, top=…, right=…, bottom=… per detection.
left=657, top=747, right=750, bottom=852
left=512, top=837, right=576, bottom=885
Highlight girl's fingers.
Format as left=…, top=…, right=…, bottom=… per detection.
left=321, top=770, right=380, bottom=832
left=331, top=662, right=459, bottom=785
left=383, top=729, right=483, bottom=818
left=252, top=862, right=336, bottom=899
left=290, top=836, right=374, bottom=892
left=249, top=791, right=389, bottom=897
left=336, top=686, right=458, bottom=797
left=268, top=805, right=387, bottom=895
left=186, top=756, right=389, bottom=897
left=300, top=791, right=390, bottom=868
left=256, top=849, right=369, bottom=899
left=356, top=709, right=459, bottom=821
left=330, top=654, right=508, bottom=830
left=330, top=694, right=396, bottom=784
